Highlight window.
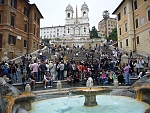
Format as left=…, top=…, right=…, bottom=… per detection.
left=34, top=26, right=36, bottom=35
left=148, top=10, right=150, bottom=21
left=125, top=23, right=127, bottom=32
left=119, top=27, right=122, bottom=35
left=84, top=27, right=86, bottom=32
left=140, top=17, right=145, bottom=25
left=67, top=13, right=70, bottom=18
left=0, top=34, right=2, bottom=48
left=124, top=7, right=126, bottom=15
left=57, top=29, right=59, bottom=32
left=38, top=18, right=40, bottom=24
left=0, top=14, right=1, bottom=24
left=120, top=42, right=122, bottom=48
left=0, top=0, right=4, bottom=4
left=8, top=35, right=16, bottom=45
left=57, top=33, right=59, bottom=36
left=33, top=42, right=35, bottom=48
left=83, top=11, right=86, bottom=16
left=135, top=19, right=138, bottom=28
left=11, top=0, right=17, bottom=8
left=118, top=13, right=121, bottom=21
left=24, top=40, right=27, bottom=47
left=137, top=36, right=139, bottom=44
left=24, top=7, right=29, bottom=17
left=24, top=24, right=27, bottom=32
left=34, top=13, right=36, bottom=21
left=126, top=39, right=128, bottom=46
left=37, top=44, right=38, bottom=49
left=134, top=0, right=137, bottom=10
left=11, top=16, right=15, bottom=26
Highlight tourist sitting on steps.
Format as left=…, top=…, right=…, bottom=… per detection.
left=22, top=72, right=29, bottom=90
left=29, top=72, right=36, bottom=89
left=43, top=72, right=53, bottom=89
left=67, top=71, right=73, bottom=85
left=73, top=72, right=80, bottom=86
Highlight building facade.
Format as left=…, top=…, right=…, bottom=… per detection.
left=64, top=2, right=90, bottom=40
left=40, top=2, right=90, bottom=40
left=0, top=0, right=43, bottom=60
left=113, top=0, right=150, bottom=54
left=40, top=26, right=65, bottom=40
left=98, top=18, right=117, bottom=37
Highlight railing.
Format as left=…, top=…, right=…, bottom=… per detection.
left=10, top=46, right=47, bottom=64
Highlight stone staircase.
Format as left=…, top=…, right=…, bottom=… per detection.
left=43, top=47, right=113, bottom=62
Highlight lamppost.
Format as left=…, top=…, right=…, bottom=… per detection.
left=102, top=10, right=109, bottom=38
left=26, top=41, right=28, bottom=60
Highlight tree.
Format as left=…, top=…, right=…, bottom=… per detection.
left=43, top=38, right=50, bottom=43
left=90, top=26, right=98, bottom=38
left=108, top=27, right=117, bottom=41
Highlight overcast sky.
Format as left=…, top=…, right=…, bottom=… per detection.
left=30, top=0, right=121, bottom=29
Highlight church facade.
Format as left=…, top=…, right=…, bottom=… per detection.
left=40, top=2, right=90, bottom=40
left=64, top=2, right=90, bottom=40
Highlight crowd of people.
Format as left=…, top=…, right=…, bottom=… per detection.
left=0, top=43, right=149, bottom=90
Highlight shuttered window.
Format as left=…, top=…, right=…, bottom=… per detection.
left=8, top=35, right=16, bottom=45
left=11, top=16, right=15, bottom=26
left=11, top=0, right=17, bottom=9
left=0, top=34, right=2, bottom=48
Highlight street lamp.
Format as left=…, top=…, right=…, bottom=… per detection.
left=102, top=10, right=109, bottom=38
left=26, top=41, right=28, bottom=60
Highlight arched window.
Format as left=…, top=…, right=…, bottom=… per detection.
left=83, top=11, right=86, bottom=16
left=148, top=10, right=150, bottom=21
left=67, top=13, right=70, bottom=18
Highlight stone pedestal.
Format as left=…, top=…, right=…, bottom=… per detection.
left=25, top=84, right=31, bottom=92
left=84, top=94, right=97, bottom=107
left=1, top=52, right=9, bottom=62
left=57, top=81, right=62, bottom=91
left=121, top=54, right=128, bottom=65
left=114, top=79, right=118, bottom=88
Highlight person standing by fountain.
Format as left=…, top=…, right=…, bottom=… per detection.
left=10, top=62, right=18, bottom=82
left=31, top=60, right=39, bottom=82
left=123, top=63, right=130, bottom=85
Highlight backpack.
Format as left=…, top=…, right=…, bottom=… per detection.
left=4, top=68, right=8, bottom=75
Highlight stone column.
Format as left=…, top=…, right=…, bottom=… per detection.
left=84, top=94, right=97, bottom=107
left=57, top=81, right=62, bottom=91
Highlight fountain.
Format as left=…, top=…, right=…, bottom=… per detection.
left=28, top=76, right=150, bottom=113
left=71, top=77, right=112, bottom=107
left=0, top=77, right=36, bottom=113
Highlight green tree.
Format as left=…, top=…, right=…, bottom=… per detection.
left=108, top=27, right=117, bottom=41
left=43, top=38, right=50, bottom=43
left=90, top=26, right=98, bottom=38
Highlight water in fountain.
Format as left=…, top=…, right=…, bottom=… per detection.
left=67, top=92, right=72, bottom=104
left=29, top=95, right=149, bottom=113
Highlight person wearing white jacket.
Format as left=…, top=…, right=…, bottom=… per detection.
left=50, top=61, right=57, bottom=80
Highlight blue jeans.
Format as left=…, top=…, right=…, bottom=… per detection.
left=49, top=80, right=53, bottom=86
left=22, top=82, right=29, bottom=90
left=10, top=73, right=18, bottom=81
left=125, top=73, right=130, bottom=84
left=60, top=70, right=64, bottom=80
left=34, top=72, right=38, bottom=82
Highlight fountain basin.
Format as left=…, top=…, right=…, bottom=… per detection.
left=29, top=95, right=150, bottom=113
